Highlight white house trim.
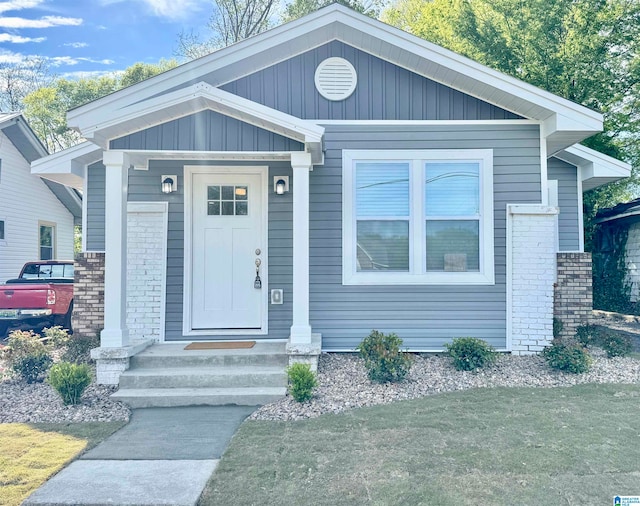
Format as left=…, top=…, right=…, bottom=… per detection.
left=289, top=152, right=314, bottom=344
left=31, top=141, right=101, bottom=190
left=100, top=151, right=130, bottom=348
left=342, top=149, right=495, bottom=285
left=556, top=143, right=631, bottom=191
left=182, top=165, right=269, bottom=337
left=577, top=167, right=585, bottom=252
left=71, top=82, right=325, bottom=164
left=66, top=5, right=601, bottom=155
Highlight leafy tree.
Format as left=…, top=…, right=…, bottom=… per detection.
left=383, top=0, right=640, bottom=246
left=176, top=0, right=277, bottom=59
left=22, top=60, right=177, bottom=152
left=282, top=0, right=382, bottom=22
left=0, top=57, right=52, bottom=112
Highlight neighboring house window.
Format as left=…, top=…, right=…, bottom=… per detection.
left=342, top=149, right=495, bottom=285
left=39, top=223, right=56, bottom=260
left=0, top=219, right=5, bottom=241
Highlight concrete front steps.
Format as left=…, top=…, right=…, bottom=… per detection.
left=111, top=341, right=288, bottom=408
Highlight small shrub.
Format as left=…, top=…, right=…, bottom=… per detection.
left=62, top=334, right=100, bottom=364
left=575, top=324, right=599, bottom=347
left=599, top=333, right=633, bottom=358
left=5, top=330, right=52, bottom=383
left=42, top=326, right=71, bottom=348
left=543, top=341, right=592, bottom=374
left=357, top=330, right=413, bottom=384
left=445, top=337, right=497, bottom=371
left=48, top=362, right=92, bottom=405
left=553, top=318, right=564, bottom=339
left=286, top=363, right=318, bottom=402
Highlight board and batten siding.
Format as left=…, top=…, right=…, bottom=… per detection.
left=0, top=130, right=74, bottom=283
left=219, top=41, right=521, bottom=121
left=548, top=158, right=580, bottom=252
left=86, top=162, right=106, bottom=251
left=313, top=123, right=541, bottom=350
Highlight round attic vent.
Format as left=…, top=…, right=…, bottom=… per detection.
left=314, top=57, right=357, bottom=101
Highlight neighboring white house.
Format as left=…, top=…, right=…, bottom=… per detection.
left=0, top=113, right=81, bottom=283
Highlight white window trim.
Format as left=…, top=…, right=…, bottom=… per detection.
left=342, top=149, right=495, bottom=285
left=38, top=221, right=57, bottom=261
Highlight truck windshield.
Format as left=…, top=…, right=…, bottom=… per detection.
left=22, top=264, right=74, bottom=279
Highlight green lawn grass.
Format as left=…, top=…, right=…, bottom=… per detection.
left=0, top=421, right=125, bottom=506
left=200, top=384, right=640, bottom=506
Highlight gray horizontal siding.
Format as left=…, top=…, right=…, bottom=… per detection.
left=220, top=41, right=522, bottom=121
left=312, top=123, right=541, bottom=350
left=86, top=162, right=105, bottom=251
left=548, top=157, right=580, bottom=252
left=129, top=160, right=293, bottom=341
left=110, top=110, right=304, bottom=151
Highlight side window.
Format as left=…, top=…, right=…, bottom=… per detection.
left=0, top=219, right=4, bottom=241
left=39, top=223, right=56, bottom=261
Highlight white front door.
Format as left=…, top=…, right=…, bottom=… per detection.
left=191, top=173, right=264, bottom=330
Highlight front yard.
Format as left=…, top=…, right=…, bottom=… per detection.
left=201, top=384, right=640, bottom=506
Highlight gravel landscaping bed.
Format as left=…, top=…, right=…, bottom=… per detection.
left=250, top=349, right=640, bottom=421
left=0, top=368, right=131, bottom=423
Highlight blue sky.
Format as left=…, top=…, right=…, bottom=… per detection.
left=0, top=0, right=214, bottom=79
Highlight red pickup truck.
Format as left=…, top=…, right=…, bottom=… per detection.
left=0, top=261, right=74, bottom=338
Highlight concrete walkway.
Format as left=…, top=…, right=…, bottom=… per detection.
left=23, top=405, right=256, bottom=506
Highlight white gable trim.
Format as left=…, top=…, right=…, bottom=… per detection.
left=31, top=141, right=102, bottom=190
left=555, top=144, right=631, bottom=192
left=67, top=5, right=601, bottom=153
left=72, top=82, right=325, bottom=163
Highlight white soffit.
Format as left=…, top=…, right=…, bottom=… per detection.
left=555, top=144, right=631, bottom=192
left=67, top=4, right=602, bottom=152
left=31, top=141, right=102, bottom=190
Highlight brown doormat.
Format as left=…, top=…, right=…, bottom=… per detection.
left=184, top=341, right=256, bottom=350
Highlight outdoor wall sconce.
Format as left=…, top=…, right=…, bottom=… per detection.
left=274, top=176, right=289, bottom=195
left=161, top=175, right=177, bottom=193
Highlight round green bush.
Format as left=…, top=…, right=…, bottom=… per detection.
left=286, top=362, right=318, bottom=402
left=357, top=330, right=413, bottom=384
left=6, top=330, right=53, bottom=383
left=48, top=362, right=92, bottom=405
left=445, top=337, right=497, bottom=371
left=543, top=341, right=592, bottom=374
left=599, top=333, right=633, bottom=358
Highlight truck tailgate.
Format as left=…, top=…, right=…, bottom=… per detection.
left=0, top=284, right=50, bottom=309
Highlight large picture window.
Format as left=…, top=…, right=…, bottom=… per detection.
left=343, top=150, right=494, bottom=285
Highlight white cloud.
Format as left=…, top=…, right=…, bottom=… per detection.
left=0, top=33, right=45, bottom=42
left=0, top=15, right=82, bottom=28
left=64, top=41, right=88, bottom=48
left=61, top=69, right=122, bottom=80
left=50, top=55, right=115, bottom=67
left=0, top=0, right=44, bottom=14
left=100, top=0, right=206, bottom=20
left=0, top=49, right=24, bottom=63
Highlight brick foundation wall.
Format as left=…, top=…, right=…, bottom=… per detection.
left=73, top=252, right=105, bottom=339
left=553, top=252, right=592, bottom=339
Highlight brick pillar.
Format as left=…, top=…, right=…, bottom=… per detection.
left=73, top=252, right=105, bottom=338
left=508, top=204, right=559, bottom=355
left=554, top=253, right=593, bottom=339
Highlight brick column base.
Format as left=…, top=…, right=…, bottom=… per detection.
left=73, top=253, right=105, bottom=339
left=554, top=253, right=592, bottom=339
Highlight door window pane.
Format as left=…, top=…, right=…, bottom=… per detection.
left=207, top=185, right=249, bottom=216
left=426, top=221, right=479, bottom=271
left=357, top=221, right=409, bottom=271
left=425, top=163, right=479, bottom=216
left=356, top=163, right=410, bottom=217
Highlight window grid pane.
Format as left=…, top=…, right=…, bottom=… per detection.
left=425, top=162, right=479, bottom=217
left=357, top=220, right=409, bottom=271
left=356, top=163, right=410, bottom=217
left=207, top=185, right=249, bottom=216
left=426, top=220, right=479, bottom=272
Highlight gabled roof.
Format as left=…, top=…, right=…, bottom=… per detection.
left=594, top=197, right=640, bottom=224
left=555, top=144, right=631, bottom=192
left=67, top=4, right=602, bottom=155
left=0, top=113, right=82, bottom=221
left=0, top=112, right=48, bottom=162
left=31, top=141, right=102, bottom=191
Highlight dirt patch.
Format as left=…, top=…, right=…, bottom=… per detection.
left=591, top=310, right=640, bottom=352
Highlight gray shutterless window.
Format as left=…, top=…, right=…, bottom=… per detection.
left=0, top=220, right=5, bottom=240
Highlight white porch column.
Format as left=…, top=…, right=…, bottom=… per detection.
left=100, top=151, right=130, bottom=348
left=289, top=152, right=313, bottom=344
